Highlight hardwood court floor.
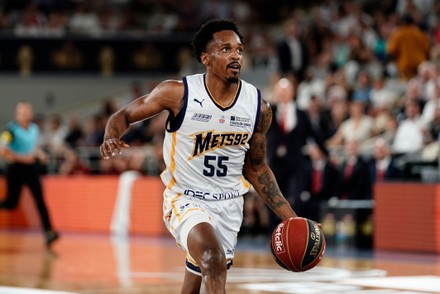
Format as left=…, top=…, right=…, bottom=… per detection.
left=0, top=230, right=440, bottom=294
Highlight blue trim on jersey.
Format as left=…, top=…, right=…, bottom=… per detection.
left=203, top=74, right=242, bottom=111
left=253, top=88, right=262, bottom=134
left=166, top=77, right=189, bottom=133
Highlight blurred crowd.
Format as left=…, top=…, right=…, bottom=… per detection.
left=28, top=91, right=168, bottom=176
left=2, top=0, right=440, bottom=235
left=0, top=0, right=286, bottom=37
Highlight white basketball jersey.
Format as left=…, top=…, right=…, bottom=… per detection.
left=160, top=73, right=261, bottom=201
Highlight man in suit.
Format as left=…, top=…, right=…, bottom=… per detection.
left=276, top=18, right=309, bottom=81
left=338, top=140, right=371, bottom=200
left=301, top=144, right=339, bottom=222
left=368, top=138, right=402, bottom=183
left=267, top=78, right=328, bottom=226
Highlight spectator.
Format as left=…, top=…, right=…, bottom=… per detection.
left=370, top=76, right=398, bottom=113
left=392, top=99, right=425, bottom=154
left=13, top=3, right=47, bottom=36
left=424, top=105, right=440, bottom=143
left=351, top=70, right=373, bottom=104
left=68, top=2, right=101, bottom=36
left=421, top=81, right=440, bottom=125
left=41, top=114, right=68, bottom=158
left=301, top=143, right=339, bottom=221
left=368, top=138, right=402, bottom=183
left=58, top=148, right=90, bottom=175
left=64, top=115, right=83, bottom=149
left=327, top=100, right=373, bottom=148
left=276, top=18, right=309, bottom=80
left=320, top=98, right=349, bottom=141
left=44, top=10, right=67, bottom=37
left=338, top=139, right=372, bottom=200
left=267, top=77, right=328, bottom=224
left=387, top=14, right=430, bottom=80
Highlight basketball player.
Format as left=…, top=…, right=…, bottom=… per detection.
left=100, top=19, right=297, bottom=294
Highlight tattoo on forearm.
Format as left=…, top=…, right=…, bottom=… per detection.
left=258, top=171, right=286, bottom=209
left=249, top=134, right=265, bottom=166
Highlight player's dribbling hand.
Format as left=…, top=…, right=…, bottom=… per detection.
left=100, top=138, right=129, bottom=159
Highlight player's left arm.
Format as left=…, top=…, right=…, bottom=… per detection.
left=244, top=99, right=297, bottom=221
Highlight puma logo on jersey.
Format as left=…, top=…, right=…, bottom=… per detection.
left=193, top=98, right=204, bottom=107
left=191, top=131, right=250, bottom=158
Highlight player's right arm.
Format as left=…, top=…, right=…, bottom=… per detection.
left=100, top=80, right=184, bottom=159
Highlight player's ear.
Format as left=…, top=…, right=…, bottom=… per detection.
left=201, top=52, right=209, bottom=66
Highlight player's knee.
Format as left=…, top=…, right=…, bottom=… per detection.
left=199, top=248, right=226, bottom=276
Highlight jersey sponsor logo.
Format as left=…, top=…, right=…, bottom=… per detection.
left=193, top=98, right=204, bottom=107
left=226, top=248, right=235, bottom=255
left=190, top=131, right=250, bottom=158
left=184, top=188, right=240, bottom=200
left=230, top=116, right=251, bottom=128
left=219, top=115, right=226, bottom=124
left=191, top=113, right=212, bottom=122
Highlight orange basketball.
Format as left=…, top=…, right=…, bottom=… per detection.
left=271, top=217, right=326, bottom=272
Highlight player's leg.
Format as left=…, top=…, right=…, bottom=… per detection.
left=0, top=164, right=24, bottom=209
left=180, top=267, right=202, bottom=294
left=162, top=190, right=234, bottom=294
left=185, top=222, right=226, bottom=294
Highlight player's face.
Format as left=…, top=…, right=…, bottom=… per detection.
left=202, top=30, right=243, bottom=83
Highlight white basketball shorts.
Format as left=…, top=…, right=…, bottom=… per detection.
left=162, top=188, right=244, bottom=275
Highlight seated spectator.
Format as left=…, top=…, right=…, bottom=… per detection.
left=413, top=61, right=437, bottom=103
left=64, top=115, right=83, bottom=149
left=370, top=76, right=398, bottom=114
left=368, top=138, right=403, bottom=183
left=41, top=114, right=68, bottom=158
left=13, top=3, right=47, bottom=37
left=45, top=10, right=67, bottom=37
left=392, top=99, right=426, bottom=154
left=68, top=2, right=101, bottom=36
left=351, top=70, right=372, bottom=104
left=320, top=98, right=349, bottom=141
left=338, top=140, right=372, bottom=200
left=421, top=81, right=440, bottom=125
left=425, top=105, right=440, bottom=143
left=372, top=110, right=399, bottom=144
left=327, top=100, right=373, bottom=148
left=58, top=148, right=91, bottom=175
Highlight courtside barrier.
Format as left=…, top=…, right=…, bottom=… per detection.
left=0, top=175, right=167, bottom=236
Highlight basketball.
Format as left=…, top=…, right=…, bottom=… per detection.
left=271, top=217, right=326, bottom=272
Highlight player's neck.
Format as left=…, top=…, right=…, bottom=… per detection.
left=205, top=75, right=239, bottom=107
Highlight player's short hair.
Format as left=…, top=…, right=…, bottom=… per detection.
left=191, top=19, right=244, bottom=63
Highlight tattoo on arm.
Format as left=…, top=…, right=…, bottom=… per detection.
left=249, top=100, right=272, bottom=166
left=255, top=100, right=272, bottom=134
left=249, top=100, right=284, bottom=208
left=258, top=170, right=286, bottom=209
